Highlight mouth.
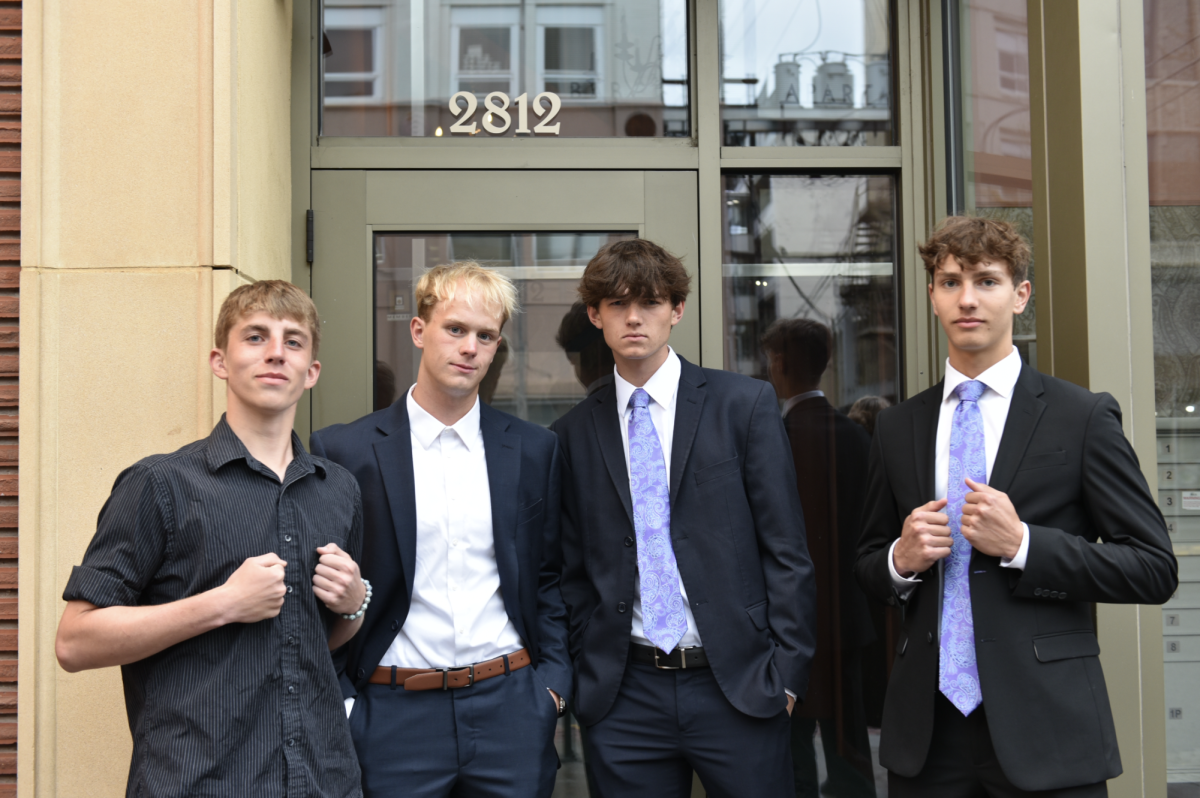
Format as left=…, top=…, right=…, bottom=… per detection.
left=623, top=334, right=648, bottom=342
left=450, top=363, right=476, bottom=375
left=953, top=318, right=985, bottom=329
left=257, top=372, right=289, bottom=385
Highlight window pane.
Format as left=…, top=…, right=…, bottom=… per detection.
left=719, top=0, right=894, bottom=147
left=374, top=232, right=634, bottom=425
left=323, top=1, right=689, bottom=138
left=1145, top=1, right=1200, bottom=788
left=326, top=81, right=376, bottom=99
left=950, top=0, right=1037, bottom=366
left=723, top=174, right=897, bottom=797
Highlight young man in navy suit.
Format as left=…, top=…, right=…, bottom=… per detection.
left=552, top=239, right=818, bottom=798
left=855, top=216, right=1177, bottom=796
left=312, top=263, right=571, bottom=798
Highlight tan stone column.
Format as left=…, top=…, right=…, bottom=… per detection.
left=18, top=1, right=294, bottom=794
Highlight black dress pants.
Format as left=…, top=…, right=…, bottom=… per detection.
left=888, top=694, right=1108, bottom=798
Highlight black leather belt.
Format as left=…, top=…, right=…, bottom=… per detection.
left=630, top=643, right=709, bottom=670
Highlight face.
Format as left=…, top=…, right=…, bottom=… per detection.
left=587, top=294, right=684, bottom=364
left=929, top=255, right=1031, bottom=359
left=411, top=289, right=504, bottom=402
left=211, top=312, right=320, bottom=415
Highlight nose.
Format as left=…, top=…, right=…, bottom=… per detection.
left=265, top=335, right=286, bottom=362
left=959, top=282, right=979, bottom=308
left=461, top=334, right=478, bottom=355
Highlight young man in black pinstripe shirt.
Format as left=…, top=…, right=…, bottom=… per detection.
left=55, top=281, right=368, bottom=798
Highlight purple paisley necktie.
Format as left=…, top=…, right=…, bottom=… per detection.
left=629, top=388, right=688, bottom=653
left=941, top=379, right=987, bottom=716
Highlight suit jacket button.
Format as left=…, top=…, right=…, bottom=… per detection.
left=1034, top=588, right=1043, bottom=596
left=357, top=668, right=365, bottom=679
left=624, top=537, right=634, bottom=547
left=926, top=632, right=933, bottom=644
left=391, top=620, right=400, bottom=631
left=618, top=602, right=627, bottom=613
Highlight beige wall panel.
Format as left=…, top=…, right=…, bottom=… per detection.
left=19, top=268, right=216, bottom=797
left=644, top=171, right=699, bottom=364
left=234, top=0, right=294, bottom=281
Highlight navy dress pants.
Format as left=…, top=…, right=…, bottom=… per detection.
left=584, top=659, right=794, bottom=798
left=347, top=664, right=560, bottom=798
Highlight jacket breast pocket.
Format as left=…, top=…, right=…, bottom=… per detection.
left=1033, top=631, right=1099, bottom=662
left=517, top=498, right=544, bottom=525
left=695, top=456, right=740, bottom=485
left=1018, top=450, right=1068, bottom=472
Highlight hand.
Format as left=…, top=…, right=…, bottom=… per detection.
left=313, top=543, right=364, bottom=615
left=220, top=553, right=287, bottom=624
left=893, top=499, right=952, bottom=576
left=960, top=478, right=1024, bottom=559
left=548, top=689, right=563, bottom=716
left=786, top=694, right=796, bottom=716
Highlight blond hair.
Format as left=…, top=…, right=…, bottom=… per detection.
left=415, top=262, right=520, bottom=325
left=215, top=280, right=322, bottom=357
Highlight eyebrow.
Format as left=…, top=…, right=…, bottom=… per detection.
left=444, top=317, right=501, bottom=336
left=243, top=323, right=309, bottom=342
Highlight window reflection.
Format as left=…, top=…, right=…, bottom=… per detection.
left=719, top=0, right=893, bottom=147
left=373, top=232, right=631, bottom=426
left=723, top=174, right=898, bottom=795
left=323, top=1, right=689, bottom=138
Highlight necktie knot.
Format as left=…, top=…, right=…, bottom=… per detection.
left=630, top=388, right=651, bottom=410
left=954, top=380, right=986, bottom=404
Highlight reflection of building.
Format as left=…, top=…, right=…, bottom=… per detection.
left=324, top=0, right=689, bottom=137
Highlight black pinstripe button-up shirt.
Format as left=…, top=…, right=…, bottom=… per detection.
left=63, top=417, right=364, bottom=798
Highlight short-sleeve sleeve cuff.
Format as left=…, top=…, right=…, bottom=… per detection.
left=62, top=564, right=140, bottom=608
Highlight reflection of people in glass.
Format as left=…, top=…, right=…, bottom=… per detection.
left=762, top=318, right=877, bottom=798
left=375, top=359, right=398, bottom=411
left=555, top=301, right=615, bottom=393
left=478, top=337, right=509, bottom=405
left=848, top=396, right=891, bottom=439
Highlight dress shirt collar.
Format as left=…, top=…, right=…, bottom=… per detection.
left=204, top=414, right=323, bottom=478
left=406, top=385, right=482, bottom=451
left=614, top=347, right=681, bottom=413
left=780, top=390, right=825, bottom=417
left=942, top=346, right=1023, bottom=404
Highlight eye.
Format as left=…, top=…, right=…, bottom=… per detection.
left=286, top=339, right=302, bottom=348
left=247, top=333, right=264, bottom=343
left=941, top=279, right=958, bottom=289
left=981, top=279, right=998, bottom=287
left=479, top=332, right=494, bottom=342
left=448, top=326, right=463, bottom=335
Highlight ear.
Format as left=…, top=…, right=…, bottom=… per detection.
left=410, top=315, right=427, bottom=350
left=927, top=282, right=938, bottom=316
left=304, top=359, right=322, bottom=390
left=1013, top=279, right=1032, bottom=314
left=586, top=304, right=603, bottom=329
left=670, top=300, right=685, bottom=327
left=210, top=348, right=229, bottom=381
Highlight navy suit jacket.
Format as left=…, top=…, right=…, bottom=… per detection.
left=311, top=398, right=572, bottom=703
left=551, top=356, right=817, bottom=725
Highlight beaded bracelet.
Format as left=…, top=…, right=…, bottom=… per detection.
left=341, top=578, right=372, bottom=621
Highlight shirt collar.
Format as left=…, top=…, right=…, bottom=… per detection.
left=942, top=346, right=1023, bottom=404
left=781, top=390, right=825, bottom=417
left=204, top=414, right=323, bottom=477
left=406, top=385, right=482, bottom=451
left=614, top=347, right=681, bottom=414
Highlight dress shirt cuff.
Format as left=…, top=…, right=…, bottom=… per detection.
left=888, top=539, right=921, bottom=597
left=785, top=689, right=796, bottom=700
left=999, top=523, right=1030, bottom=571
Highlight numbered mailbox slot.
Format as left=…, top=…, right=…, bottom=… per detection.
left=1158, top=489, right=1200, bottom=517
left=1159, top=464, right=1200, bottom=491
left=1158, top=433, right=1200, bottom=463
left=1165, top=516, right=1200, bottom=544
left=1164, top=608, right=1200, bottom=635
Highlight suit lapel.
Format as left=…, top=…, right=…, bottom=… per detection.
left=669, top=360, right=707, bottom=503
left=591, top=383, right=634, bottom=528
left=480, top=404, right=523, bottom=633
left=988, top=365, right=1046, bottom=495
left=913, top=382, right=942, bottom=502
left=373, top=402, right=418, bottom=603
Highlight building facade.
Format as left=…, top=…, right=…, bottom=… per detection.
left=13, top=0, right=1199, bottom=795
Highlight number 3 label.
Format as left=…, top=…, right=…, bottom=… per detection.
left=448, top=91, right=561, bottom=135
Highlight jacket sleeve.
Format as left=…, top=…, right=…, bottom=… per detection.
left=1013, top=393, right=1178, bottom=604
left=550, top=420, right=597, bottom=664
left=854, top=411, right=913, bottom=607
left=534, top=439, right=573, bottom=701
left=743, top=380, right=816, bottom=699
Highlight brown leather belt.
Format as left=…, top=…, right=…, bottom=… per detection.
left=369, top=648, right=532, bottom=691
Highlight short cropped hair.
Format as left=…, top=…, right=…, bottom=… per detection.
left=215, top=280, right=322, bottom=357
left=577, top=239, right=692, bottom=308
left=761, top=318, right=833, bottom=386
left=918, top=216, right=1031, bottom=285
left=415, top=262, right=519, bottom=325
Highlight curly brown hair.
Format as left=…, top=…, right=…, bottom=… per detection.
left=577, top=239, right=692, bottom=308
left=918, top=216, right=1031, bottom=285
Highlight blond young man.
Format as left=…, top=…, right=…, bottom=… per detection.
left=56, top=280, right=368, bottom=797
left=311, top=263, right=570, bottom=798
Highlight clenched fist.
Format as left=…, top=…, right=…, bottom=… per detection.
left=313, top=543, right=364, bottom=615
left=893, top=498, right=953, bottom=576
left=220, top=553, right=287, bottom=624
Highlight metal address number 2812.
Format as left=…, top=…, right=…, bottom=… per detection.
left=449, top=91, right=562, bottom=135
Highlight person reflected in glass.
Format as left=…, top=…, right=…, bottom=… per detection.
left=763, top=319, right=878, bottom=798
left=848, top=396, right=891, bottom=440
left=478, top=337, right=509, bottom=405
left=375, top=359, right=397, bottom=412
left=556, top=301, right=616, bottom=394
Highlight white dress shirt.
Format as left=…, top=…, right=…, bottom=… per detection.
left=889, top=347, right=1030, bottom=592
left=381, top=386, right=525, bottom=667
left=780, top=390, right=825, bottom=417
left=612, top=348, right=703, bottom=649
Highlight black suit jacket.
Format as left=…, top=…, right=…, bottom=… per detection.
left=311, top=399, right=572, bottom=702
left=854, top=364, right=1177, bottom=792
left=551, top=357, right=817, bottom=725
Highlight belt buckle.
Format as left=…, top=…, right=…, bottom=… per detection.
left=653, top=648, right=686, bottom=670
left=441, top=664, right=476, bottom=690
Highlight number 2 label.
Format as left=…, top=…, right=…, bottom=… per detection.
left=448, top=91, right=561, bottom=136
